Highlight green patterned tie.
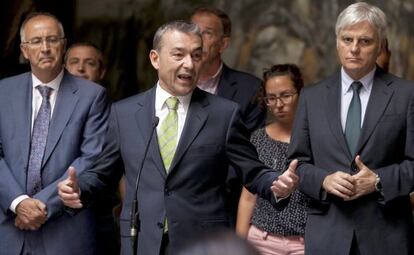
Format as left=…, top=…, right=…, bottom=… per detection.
left=158, top=97, right=179, bottom=172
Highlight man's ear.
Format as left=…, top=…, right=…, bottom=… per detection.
left=219, top=36, right=230, bottom=54
left=99, top=68, right=107, bottom=81
left=20, top=44, right=29, bottom=60
left=149, top=49, right=160, bottom=70
left=62, top=38, right=67, bottom=55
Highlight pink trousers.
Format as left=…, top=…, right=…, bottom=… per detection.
left=247, top=225, right=304, bottom=255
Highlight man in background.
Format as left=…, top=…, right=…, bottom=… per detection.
left=190, top=7, right=265, bottom=132
left=376, top=38, right=391, bottom=72
left=65, top=42, right=106, bottom=83
left=0, top=13, right=109, bottom=255
left=191, top=7, right=266, bottom=226
left=65, top=42, right=120, bottom=255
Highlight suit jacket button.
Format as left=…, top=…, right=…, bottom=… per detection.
left=165, top=188, right=171, bottom=196
left=157, top=222, right=164, bottom=229
left=351, top=161, right=358, bottom=172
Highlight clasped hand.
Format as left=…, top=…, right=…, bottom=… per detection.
left=322, top=156, right=377, bottom=201
left=15, top=198, right=47, bottom=231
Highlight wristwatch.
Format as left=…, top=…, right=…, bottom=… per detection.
left=375, top=174, right=382, bottom=193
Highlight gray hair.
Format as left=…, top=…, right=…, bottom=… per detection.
left=20, top=12, right=65, bottom=43
left=153, top=20, right=201, bottom=51
left=335, top=2, right=387, bottom=44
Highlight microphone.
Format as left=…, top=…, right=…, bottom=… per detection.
left=131, top=116, right=159, bottom=255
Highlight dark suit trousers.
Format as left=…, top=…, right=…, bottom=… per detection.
left=159, top=233, right=170, bottom=255
left=350, top=234, right=361, bottom=255
left=20, top=232, right=46, bottom=255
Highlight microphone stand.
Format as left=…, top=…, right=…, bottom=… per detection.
left=131, top=117, right=159, bottom=255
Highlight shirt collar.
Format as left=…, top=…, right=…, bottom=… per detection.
left=210, top=62, right=223, bottom=80
left=31, top=69, right=64, bottom=92
left=155, top=81, right=193, bottom=112
left=197, top=63, right=223, bottom=86
left=341, top=67, right=375, bottom=95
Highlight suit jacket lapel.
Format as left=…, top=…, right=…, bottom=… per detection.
left=168, top=88, right=208, bottom=174
left=43, top=73, right=79, bottom=166
left=357, top=70, right=393, bottom=153
left=13, top=73, right=33, bottom=170
left=217, top=64, right=236, bottom=100
left=135, top=87, right=166, bottom=178
left=324, top=72, right=352, bottom=159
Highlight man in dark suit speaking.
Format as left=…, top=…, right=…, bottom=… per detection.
left=287, top=2, right=414, bottom=255
left=0, top=13, right=109, bottom=255
left=58, top=20, right=298, bottom=255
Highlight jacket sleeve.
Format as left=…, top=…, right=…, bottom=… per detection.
left=34, top=88, right=110, bottom=219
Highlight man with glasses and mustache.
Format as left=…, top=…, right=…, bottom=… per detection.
left=0, top=12, right=109, bottom=255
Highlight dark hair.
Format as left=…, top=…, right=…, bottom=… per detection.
left=153, top=20, right=201, bottom=51
left=177, top=230, right=261, bottom=255
left=65, top=42, right=105, bottom=69
left=376, top=38, right=391, bottom=72
left=191, top=6, right=231, bottom=37
left=257, top=64, right=304, bottom=108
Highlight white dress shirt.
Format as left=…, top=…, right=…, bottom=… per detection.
left=155, top=82, right=192, bottom=147
left=340, top=67, right=375, bottom=131
left=30, top=71, right=63, bottom=132
left=10, top=70, right=64, bottom=213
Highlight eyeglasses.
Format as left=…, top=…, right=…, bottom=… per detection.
left=264, top=92, right=297, bottom=105
left=22, top=36, right=65, bottom=47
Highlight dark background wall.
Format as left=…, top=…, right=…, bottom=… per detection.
left=2, top=0, right=413, bottom=100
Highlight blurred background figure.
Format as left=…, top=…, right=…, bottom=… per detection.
left=65, top=41, right=120, bottom=255
left=177, top=229, right=261, bottom=255
left=190, top=6, right=265, bottom=132
left=374, top=39, right=414, bottom=219
left=191, top=7, right=266, bottom=227
left=376, top=38, right=391, bottom=72
left=237, top=64, right=308, bottom=255
left=64, top=42, right=106, bottom=83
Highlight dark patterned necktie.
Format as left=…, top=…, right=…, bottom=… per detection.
left=345, top=81, right=362, bottom=156
left=27, top=85, right=53, bottom=196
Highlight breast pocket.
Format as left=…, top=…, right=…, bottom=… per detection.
left=379, top=114, right=403, bottom=123
left=186, top=144, right=223, bottom=157
left=200, top=217, right=230, bottom=230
